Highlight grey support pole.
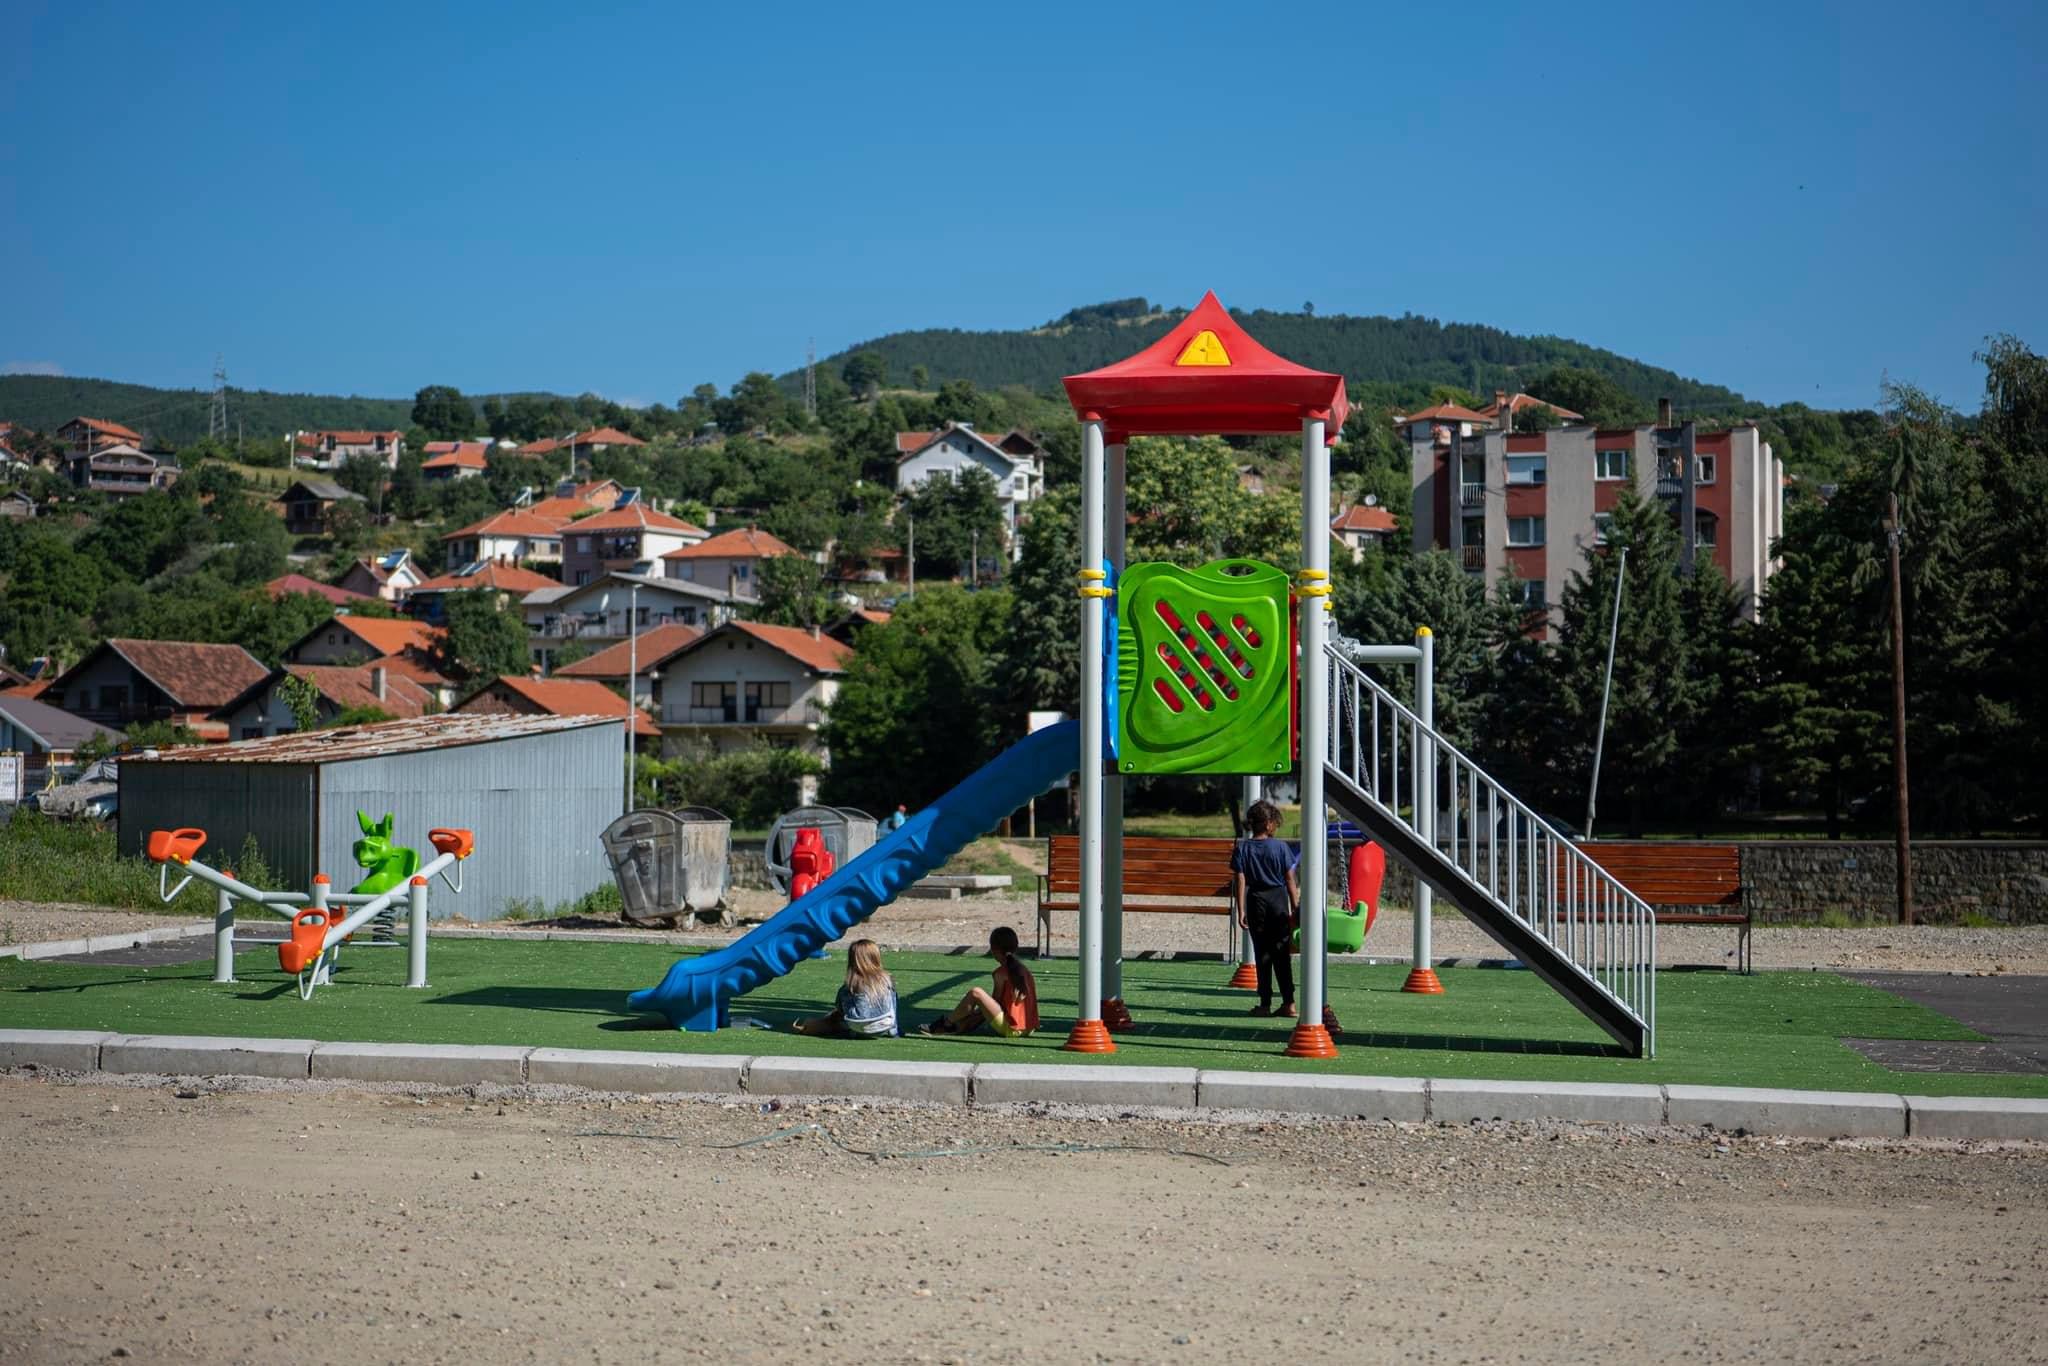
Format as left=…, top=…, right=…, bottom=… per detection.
left=1288, top=413, right=1337, bottom=1056
left=213, top=881, right=236, bottom=983
left=406, top=875, right=429, bottom=988
left=1066, top=417, right=1114, bottom=1052
left=1404, top=626, right=1443, bottom=993
left=1102, top=440, right=1129, bottom=1025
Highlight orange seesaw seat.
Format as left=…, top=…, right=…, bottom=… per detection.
left=428, top=828, right=474, bottom=859
left=279, top=910, right=330, bottom=975
left=146, top=828, right=207, bottom=864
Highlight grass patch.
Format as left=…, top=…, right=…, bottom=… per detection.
left=937, top=838, right=1035, bottom=883
left=0, top=808, right=222, bottom=915
left=1, top=940, right=2038, bottom=1097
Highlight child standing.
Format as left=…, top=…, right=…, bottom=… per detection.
left=792, top=939, right=900, bottom=1037
left=919, top=926, right=1039, bottom=1037
left=1232, top=799, right=1298, bottom=1018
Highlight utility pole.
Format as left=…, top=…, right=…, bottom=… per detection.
left=906, top=513, right=915, bottom=595
left=1886, top=492, right=1913, bottom=925
left=207, top=355, right=229, bottom=441
left=803, top=338, right=816, bottom=419
left=1585, top=546, right=1626, bottom=839
left=970, top=528, right=978, bottom=588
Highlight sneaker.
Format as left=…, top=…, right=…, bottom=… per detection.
left=917, top=1019, right=955, bottom=1037
left=1277, top=1003, right=1297, bottom=1018
left=1247, top=1005, right=1272, bottom=1017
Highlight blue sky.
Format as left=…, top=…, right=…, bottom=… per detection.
left=3, top=1, right=2042, bottom=412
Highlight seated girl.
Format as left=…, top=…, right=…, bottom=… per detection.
left=792, top=938, right=899, bottom=1038
left=919, top=926, right=1038, bottom=1038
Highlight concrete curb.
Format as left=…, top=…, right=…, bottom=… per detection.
left=3, top=1029, right=2044, bottom=1141
left=1, top=921, right=215, bottom=961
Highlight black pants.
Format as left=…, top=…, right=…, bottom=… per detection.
left=1247, top=886, right=1294, bottom=1010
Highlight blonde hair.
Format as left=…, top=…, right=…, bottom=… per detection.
left=845, top=939, right=891, bottom=997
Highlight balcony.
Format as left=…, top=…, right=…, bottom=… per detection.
left=1460, top=545, right=1486, bottom=571
left=1459, top=483, right=1486, bottom=508
left=531, top=609, right=699, bottom=640
left=663, top=701, right=826, bottom=727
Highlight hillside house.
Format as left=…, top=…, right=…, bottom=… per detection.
left=64, top=443, right=180, bottom=497
left=651, top=620, right=850, bottom=759
left=280, top=479, right=366, bottom=535
left=440, top=509, right=567, bottom=566
left=1331, top=503, right=1398, bottom=561
left=216, top=664, right=436, bottom=740
left=57, top=417, right=144, bottom=452
left=338, top=548, right=424, bottom=603
left=0, top=693, right=124, bottom=790
left=894, top=422, right=1043, bottom=554
left=559, top=503, right=706, bottom=586
left=824, top=608, right=890, bottom=646
left=661, top=525, right=802, bottom=601
left=293, top=429, right=404, bottom=471
left=420, top=442, right=490, bottom=481
left=50, top=639, right=268, bottom=738
left=522, top=574, right=734, bottom=670
left=516, top=429, right=646, bottom=467
left=1474, top=389, right=1584, bottom=428
left=0, top=489, right=37, bottom=519
left=405, top=560, right=560, bottom=625
left=264, top=573, right=372, bottom=606
left=454, top=675, right=658, bottom=742
left=554, top=622, right=704, bottom=712
left=282, top=615, right=454, bottom=703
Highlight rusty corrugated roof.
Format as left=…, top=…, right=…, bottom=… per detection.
left=124, top=712, right=620, bottom=764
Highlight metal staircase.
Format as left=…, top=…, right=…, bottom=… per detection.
left=1321, top=645, right=1656, bottom=1056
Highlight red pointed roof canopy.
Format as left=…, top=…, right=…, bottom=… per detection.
left=1062, top=292, right=1348, bottom=444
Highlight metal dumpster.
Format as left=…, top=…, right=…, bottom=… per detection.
left=600, top=805, right=732, bottom=926
left=763, top=805, right=879, bottom=896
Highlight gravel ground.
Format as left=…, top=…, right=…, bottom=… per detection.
left=2, top=1072, right=2042, bottom=1363
left=0, top=900, right=195, bottom=950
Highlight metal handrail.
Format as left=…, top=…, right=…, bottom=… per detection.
left=1323, top=644, right=1654, bottom=1050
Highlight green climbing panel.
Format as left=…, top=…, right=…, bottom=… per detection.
left=1116, top=559, right=1293, bottom=775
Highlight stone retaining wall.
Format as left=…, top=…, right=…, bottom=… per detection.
left=1740, top=842, right=2048, bottom=925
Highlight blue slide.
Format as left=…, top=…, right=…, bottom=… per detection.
left=627, top=720, right=1078, bottom=1031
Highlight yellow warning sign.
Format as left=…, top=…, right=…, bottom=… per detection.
left=1174, top=329, right=1231, bottom=366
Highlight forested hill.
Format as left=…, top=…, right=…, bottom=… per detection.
left=799, top=298, right=1749, bottom=412
left=0, top=375, right=415, bottom=448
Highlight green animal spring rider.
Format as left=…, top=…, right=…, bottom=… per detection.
left=350, top=811, right=420, bottom=942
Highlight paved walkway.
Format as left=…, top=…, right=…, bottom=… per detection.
left=1845, top=971, right=2048, bottom=1075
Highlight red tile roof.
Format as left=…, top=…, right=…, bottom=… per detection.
left=554, top=623, right=704, bottom=679
left=67, top=416, right=144, bottom=443
left=1477, top=393, right=1584, bottom=423
left=574, top=503, right=706, bottom=536
left=88, top=639, right=269, bottom=709
left=661, top=526, right=800, bottom=561
left=895, top=430, right=936, bottom=454
left=854, top=608, right=890, bottom=625
left=1397, top=402, right=1491, bottom=425
left=265, top=574, right=372, bottom=605
left=331, top=616, right=445, bottom=656
left=296, top=429, right=402, bottom=446
left=518, top=429, right=646, bottom=456
left=366, top=652, right=453, bottom=689
left=727, top=620, right=852, bottom=674
left=526, top=495, right=605, bottom=522
left=409, top=563, right=562, bottom=594
left=1331, top=505, right=1397, bottom=534
left=421, top=444, right=490, bottom=470
left=441, top=509, right=571, bottom=540
left=282, top=664, right=434, bottom=718
left=575, top=479, right=621, bottom=499
left=463, top=676, right=659, bottom=737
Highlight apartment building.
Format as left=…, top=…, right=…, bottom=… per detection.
left=1406, top=397, right=1784, bottom=632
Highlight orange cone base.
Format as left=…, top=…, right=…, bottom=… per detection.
left=1402, top=967, right=1446, bottom=995
left=1062, top=1019, right=1117, bottom=1054
left=1322, top=1005, right=1344, bottom=1036
left=1283, top=1022, right=1339, bottom=1059
left=1226, top=962, right=1260, bottom=989
left=1101, top=998, right=1136, bottom=1032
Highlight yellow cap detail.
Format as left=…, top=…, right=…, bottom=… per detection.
left=1076, top=568, right=1106, bottom=581
left=1415, top=625, right=1433, bottom=637
left=1296, top=568, right=1329, bottom=581
left=1174, top=329, right=1231, bottom=367
left=1078, top=585, right=1115, bottom=599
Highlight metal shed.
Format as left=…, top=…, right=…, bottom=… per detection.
left=118, top=714, right=623, bottom=921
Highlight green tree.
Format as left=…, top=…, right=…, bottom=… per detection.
left=1124, top=436, right=1295, bottom=567
left=411, top=385, right=473, bottom=440
left=901, top=467, right=1006, bottom=581
left=822, top=586, right=1012, bottom=811
left=1525, top=366, right=1650, bottom=428
left=910, top=365, right=930, bottom=391
left=842, top=351, right=889, bottom=399
left=1334, top=548, right=1513, bottom=754
left=325, top=499, right=371, bottom=556
left=752, top=554, right=831, bottom=628
left=278, top=672, right=323, bottom=732
left=441, top=591, right=532, bottom=681
left=991, top=484, right=1081, bottom=717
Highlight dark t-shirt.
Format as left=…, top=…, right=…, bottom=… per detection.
left=1231, top=836, right=1296, bottom=892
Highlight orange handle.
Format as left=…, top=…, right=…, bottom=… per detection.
left=146, top=828, right=207, bottom=864
left=428, top=828, right=474, bottom=860
left=278, top=910, right=330, bottom=975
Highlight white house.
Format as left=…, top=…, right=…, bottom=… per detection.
left=440, top=509, right=567, bottom=566
left=649, top=620, right=851, bottom=759
left=559, top=503, right=707, bottom=586
left=521, top=572, right=737, bottom=669
left=661, top=525, right=804, bottom=601
left=894, top=423, right=1043, bottom=555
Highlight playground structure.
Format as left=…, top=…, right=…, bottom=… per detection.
left=145, top=818, right=475, bottom=999
left=628, top=293, right=1659, bottom=1056
left=600, top=805, right=733, bottom=927
left=763, top=805, right=878, bottom=897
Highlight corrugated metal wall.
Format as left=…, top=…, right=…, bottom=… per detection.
left=119, top=763, right=320, bottom=886
left=120, top=721, right=623, bottom=920
left=317, top=722, right=620, bottom=919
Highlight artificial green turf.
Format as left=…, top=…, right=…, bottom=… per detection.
left=2, top=940, right=2040, bottom=1098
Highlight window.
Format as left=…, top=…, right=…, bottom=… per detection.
left=576, top=536, right=591, bottom=553
left=744, top=681, right=790, bottom=720
left=1695, top=510, right=1719, bottom=547
left=1595, top=448, right=1630, bottom=480
left=1514, top=579, right=1546, bottom=612
left=241, top=727, right=265, bottom=740
left=1507, top=515, right=1545, bottom=547
left=692, top=682, right=737, bottom=720
left=1461, top=515, right=1485, bottom=545
left=734, top=562, right=750, bottom=581
left=1505, top=454, right=1546, bottom=486
left=1694, top=454, right=1717, bottom=485
left=1593, top=513, right=1614, bottom=546
left=98, top=684, right=129, bottom=709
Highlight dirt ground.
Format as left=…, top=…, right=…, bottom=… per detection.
left=1, top=1073, right=2042, bottom=1364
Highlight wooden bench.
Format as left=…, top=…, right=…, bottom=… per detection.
left=1574, top=842, right=1750, bottom=973
left=1036, top=835, right=1237, bottom=957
